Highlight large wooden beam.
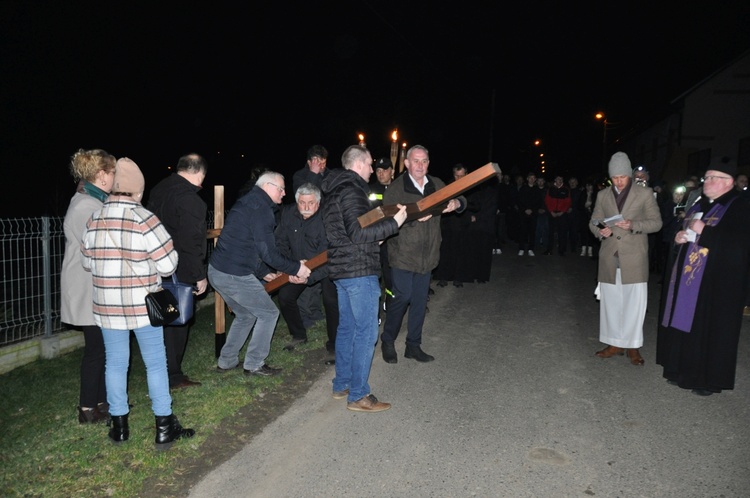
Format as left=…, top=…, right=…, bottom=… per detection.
left=263, top=250, right=329, bottom=294
left=357, top=162, right=500, bottom=227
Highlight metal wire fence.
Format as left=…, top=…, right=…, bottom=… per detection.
left=0, top=217, right=65, bottom=346
left=0, top=214, right=219, bottom=348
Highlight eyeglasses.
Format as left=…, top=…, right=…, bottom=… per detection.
left=701, top=175, right=732, bottom=182
left=267, top=182, right=286, bottom=192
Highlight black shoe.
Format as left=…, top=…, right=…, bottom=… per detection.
left=428, top=287, right=435, bottom=295
left=108, top=414, right=129, bottom=444
left=691, top=389, right=714, bottom=396
left=452, top=281, right=463, bottom=288
left=381, top=341, right=397, bottom=364
left=170, top=378, right=202, bottom=390
left=215, top=364, right=239, bottom=373
left=437, top=280, right=448, bottom=287
left=404, top=344, right=435, bottom=362
left=155, top=414, right=195, bottom=451
left=283, top=337, right=308, bottom=351
left=244, top=364, right=282, bottom=377
left=78, top=405, right=109, bottom=424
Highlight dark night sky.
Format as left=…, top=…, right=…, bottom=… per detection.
left=2, top=1, right=749, bottom=217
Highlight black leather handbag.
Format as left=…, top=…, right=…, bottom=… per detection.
left=145, top=287, right=181, bottom=327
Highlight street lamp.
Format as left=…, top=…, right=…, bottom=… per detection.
left=595, top=112, right=608, bottom=174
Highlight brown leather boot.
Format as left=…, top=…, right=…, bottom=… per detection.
left=595, top=345, right=624, bottom=358
left=627, top=348, right=645, bottom=366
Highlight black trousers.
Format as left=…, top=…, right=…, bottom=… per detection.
left=80, top=325, right=107, bottom=407
left=278, top=277, right=339, bottom=351
left=163, top=323, right=189, bottom=386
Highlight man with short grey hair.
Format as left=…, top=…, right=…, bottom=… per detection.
left=274, top=183, right=338, bottom=354
left=209, top=171, right=311, bottom=376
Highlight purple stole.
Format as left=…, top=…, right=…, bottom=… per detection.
left=661, top=197, right=736, bottom=332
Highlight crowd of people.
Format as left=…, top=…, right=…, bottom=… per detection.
left=59, top=142, right=749, bottom=449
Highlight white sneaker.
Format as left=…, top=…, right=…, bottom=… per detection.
left=587, top=247, right=593, bottom=257
left=518, top=250, right=524, bottom=256
left=580, top=248, right=586, bottom=256
left=528, top=250, right=535, bottom=257
left=496, top=248, right=502, bottom=255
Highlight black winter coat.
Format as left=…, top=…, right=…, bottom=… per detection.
left=146, top=173, right=207, bottom=284
left=321, top=169, right=399, bottom=280
left=274, top=204, right=329, bottom=284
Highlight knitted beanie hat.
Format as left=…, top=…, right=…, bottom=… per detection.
left=608, top=152, right=632, bottom=178
left=114, top=157, right=145, bottom=202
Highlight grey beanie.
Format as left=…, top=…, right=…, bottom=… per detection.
left=608, top=152, right=632, bottom=178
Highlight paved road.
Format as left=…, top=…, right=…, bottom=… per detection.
left=188, top=251, right=750, bottom=497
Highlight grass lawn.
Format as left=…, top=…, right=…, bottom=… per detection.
left=0, top=294, right=332, bottom=497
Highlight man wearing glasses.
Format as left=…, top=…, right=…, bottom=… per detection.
left=657, top=157, right=750, bottom=396
left=209, top=171, right=311, bottom=377
left=590, top=152, right=662, bottom=367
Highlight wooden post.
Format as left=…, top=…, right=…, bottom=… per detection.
left=211, top=185, right=226, bottom=358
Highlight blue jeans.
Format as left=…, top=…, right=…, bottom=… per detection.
left=381, top=268, right=430, bottom=346
left=209, top=264, right=280, bottom=371
left=102, top=325, right=172, bottom=417
left=333, top=275, right=380, bottom=402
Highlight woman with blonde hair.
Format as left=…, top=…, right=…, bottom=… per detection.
left=61, top=148, right=116, bottom=424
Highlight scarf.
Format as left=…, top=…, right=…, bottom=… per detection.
left=83, top=181, right=109, bottom=203
left=661, top=196, right=737, bottom=332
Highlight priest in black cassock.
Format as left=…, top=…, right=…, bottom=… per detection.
left=656, top=157, right=750, bottom=396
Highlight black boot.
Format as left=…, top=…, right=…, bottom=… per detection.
left=155, top=414, right=196, bottom=451
left=381, top=341, right=397, bottom=364
left=404, top=344, right=435, bottom=362
left=108, top=414, right=129, bottom=444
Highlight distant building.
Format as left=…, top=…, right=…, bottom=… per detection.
left=618, top=49, right=750, bottom=186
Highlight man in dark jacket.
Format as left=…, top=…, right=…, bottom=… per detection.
left=368, top=157, right=395, bottom=323
left=291, top=145, right=329, bottom=326
left=209, top=171, right=311, bottom=376
left=322, top=145, right=406, bottom=412
left=381, top=145, right=466, bottom=364
left=146, top=153, right=208, bottom=390
left=274, top=183, right=338, bottom=353
left=292, top=145, right=329, bottom=194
